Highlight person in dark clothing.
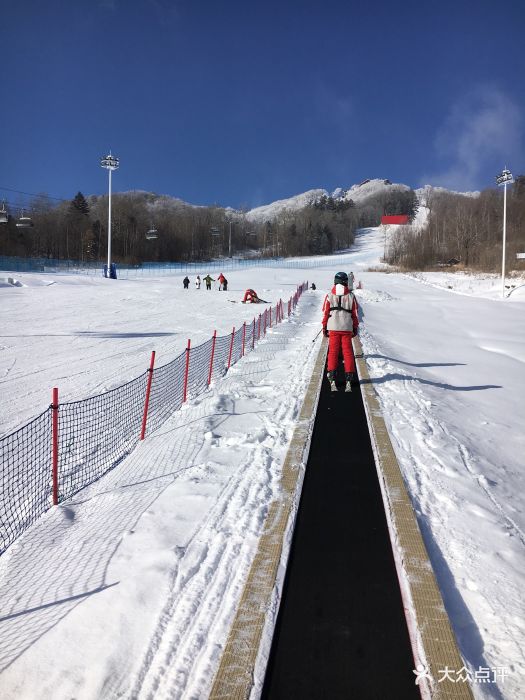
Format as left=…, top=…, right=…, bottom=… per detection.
left=183, top=276, right=190, bottom=289
left=222, top=277, right=228, bottom=291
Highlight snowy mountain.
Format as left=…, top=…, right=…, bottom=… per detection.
left=91, top=179, right=477, bottom=226
left=245, top=178, right=411, bottom=224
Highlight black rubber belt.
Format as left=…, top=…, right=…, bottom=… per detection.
left=261, top=370, right=421, bottom=700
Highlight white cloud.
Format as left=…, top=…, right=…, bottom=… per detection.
left=421, top=86, right=524, bottom=190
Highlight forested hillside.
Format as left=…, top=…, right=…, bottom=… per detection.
left=386, top=178, right=525, bottom=271
left=0, top=181, right=418, bottom=263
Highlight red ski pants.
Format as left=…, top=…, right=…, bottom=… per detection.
left=327, top=331, right=355, bottom=373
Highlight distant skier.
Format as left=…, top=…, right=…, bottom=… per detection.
left=195, top=275, right=201, bottom=289
left=183, top=276, right=190, bottom=289
left=322, top=271, right=359, bottom=392
left=222, top=277, right=228, bottom=291
left=203, top=274, right=215, bottom=290
left=347, top=271, right=355, bottom=291
left=218, top=273, right=226, bottom=290
left=311, top=283, right=316, bottom=290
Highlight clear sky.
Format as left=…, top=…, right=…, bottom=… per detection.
left=1, top=0, right=524, bottom=210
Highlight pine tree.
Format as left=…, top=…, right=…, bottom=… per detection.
left=70, top=192, right=90, bottom=216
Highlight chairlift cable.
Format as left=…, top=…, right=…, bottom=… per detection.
left=0, top=186, right=67, bottom=202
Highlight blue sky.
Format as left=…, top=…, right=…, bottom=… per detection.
left=1, top=0, right=524, bottom=210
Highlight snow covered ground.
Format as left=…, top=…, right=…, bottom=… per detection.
left=0, top=229, right=524, bottom=699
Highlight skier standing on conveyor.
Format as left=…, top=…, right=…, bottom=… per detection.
left=321, top=271, right=359, bottom=392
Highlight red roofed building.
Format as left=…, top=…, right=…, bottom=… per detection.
left=381, top=214, right=409, bottom=225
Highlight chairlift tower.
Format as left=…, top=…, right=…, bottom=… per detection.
left=100, top=152, right=119, bottom=277
left=496, top=167, right=514, bottom=298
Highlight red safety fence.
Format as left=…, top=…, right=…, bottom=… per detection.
left=0, top=283, right=308, bottom=555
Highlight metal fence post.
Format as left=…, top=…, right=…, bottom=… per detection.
left=51, top=387, right=59, bottom=505
left=208, top=330, right=217, bottom=385
left=183, top=339, right=191, bottom=402
left=140, top=351, right=156, bottom=440
left=227, top=327, right=235, bottom=369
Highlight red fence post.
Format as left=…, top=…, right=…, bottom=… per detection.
left=258, top=314, right=261, bottom=340
left=264, top=309, right=267, bottom=335
left=208, top=330, right=217, bottom=385
left=51, top=387, right=59, bottom=506
left=227, top=326, right=235, bottom=369
left=269, top=306, right=272, bottom=328
left=242, top=322, right=246, bottom=356
left=252, top=318, right=256, bottom=349
left=183, top=339, right=191, bottom=402
left=140, top=351, right=156, bottom=440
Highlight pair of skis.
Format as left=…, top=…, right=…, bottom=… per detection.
left=228, top=299, right=269, bottom=304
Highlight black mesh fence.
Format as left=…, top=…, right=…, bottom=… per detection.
left=245, top=319, right=256, bottom=352
left=186, top=336, right=214, bottom=399
left=146, top=350, right=186, bottom=434
left=231, top=325, right=245, bottom=366
left=0, top=411, right=51, bottom=554
left=58, top=373, right=148, bottom=502
left=0, top=284, right=307, bottom=555
left=211, top=332, right=234, bottom=382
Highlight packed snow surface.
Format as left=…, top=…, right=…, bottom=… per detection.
left=0, top=229, right=524, bottom=699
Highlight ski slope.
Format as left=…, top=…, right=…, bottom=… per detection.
left=1, top=232, right=524, bottom=699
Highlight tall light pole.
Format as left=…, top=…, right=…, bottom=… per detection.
left=496, top=167, right=514, bottom=298
left=100, top=152, right=119, bottom=277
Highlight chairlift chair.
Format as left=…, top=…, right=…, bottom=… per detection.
left=145, top=228, right=158, bottom=240
left=0, top=202, right=7, bottom=224
left=16, top=210, right=34, bottom=228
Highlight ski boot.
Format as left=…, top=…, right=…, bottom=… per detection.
left=327, top=370, right=337, bottom=392
left=345, top=372, right=354, bottom=393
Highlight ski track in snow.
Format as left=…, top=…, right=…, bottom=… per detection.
left=126, top=307, right=320, bottom=699
left=359, top=325, right=525, bottom=696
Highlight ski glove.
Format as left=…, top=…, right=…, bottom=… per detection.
left=323, top=327, right=329, bottom=337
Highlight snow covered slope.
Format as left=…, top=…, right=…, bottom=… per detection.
left=1, top=233, right=523, bottom=699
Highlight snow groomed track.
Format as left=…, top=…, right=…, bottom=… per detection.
left=212, top=337, right=474, bottom=699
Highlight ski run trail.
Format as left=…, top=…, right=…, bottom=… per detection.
left=1, top=225, right=524, bottom=699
